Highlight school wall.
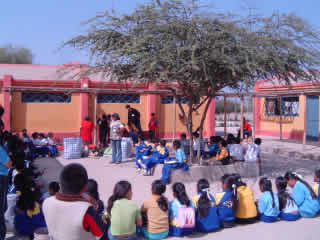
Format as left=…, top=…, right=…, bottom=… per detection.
left=11, top=92, right=81, bottom=134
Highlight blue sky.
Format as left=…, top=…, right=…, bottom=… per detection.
left=1, top=0, right=319, bottom=65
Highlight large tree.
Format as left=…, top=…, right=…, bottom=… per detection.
left=0, top=45, right=33, bottom=64
left=65, top=0, right=320, bottom=163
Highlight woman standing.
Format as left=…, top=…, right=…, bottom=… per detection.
left=110, top=113, right=124, bottom=164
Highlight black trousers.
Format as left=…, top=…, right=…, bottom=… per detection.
left=0, top=176, right=8, bottom=240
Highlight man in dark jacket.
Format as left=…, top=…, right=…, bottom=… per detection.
left=126, top=105, right=143, bottom=135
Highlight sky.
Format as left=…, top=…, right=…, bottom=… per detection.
left=1, top=0, right=320, bottom=65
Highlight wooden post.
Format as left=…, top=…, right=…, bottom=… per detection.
left=303, top=94, right=307, bottom=145
left=224, top=96, right=227, bottom=138
left=93, top=94, right=97, bottom=145
left=240, top=96, right=244, bottom=139
left=252, top=95, right=256, bottom=140
left=173, top=96, right=176, bottom=140
left=279, top=96, right=283, bottom=140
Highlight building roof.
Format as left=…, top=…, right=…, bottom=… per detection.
left=0, top=62, right=112, bottom=82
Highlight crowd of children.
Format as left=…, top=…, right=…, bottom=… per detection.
left=9, top=161, right=319, bottom=240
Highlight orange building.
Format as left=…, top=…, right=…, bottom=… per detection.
left=254, top=76, right=320, bottom=142
left=0, top=63, right=215, bottom=142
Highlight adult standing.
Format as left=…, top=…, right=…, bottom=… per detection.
left=148, top=113, right=158, bottom=140
left=126, top=105, right=143, bottom=135
left=0, top=143, right=12, bottom=239
left=110, top=113, right=124, bottom=164
left=81, top=116, right=94, bottom=147
left=97, top=114, right=108, bottom=148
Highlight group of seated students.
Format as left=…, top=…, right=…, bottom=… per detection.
left=15, top=162, right=320, bottom=240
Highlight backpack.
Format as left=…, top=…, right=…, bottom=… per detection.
left=176, top=201, right=195, bottom=228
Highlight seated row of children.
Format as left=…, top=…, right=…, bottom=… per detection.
left=135, top=137, right=189, bottom=183
left=40, top=163, right=320, bottom=240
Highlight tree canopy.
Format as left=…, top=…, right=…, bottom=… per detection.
left=65, top=0, right=320, bottom=162
left=0, top=45, right=33, bottom=64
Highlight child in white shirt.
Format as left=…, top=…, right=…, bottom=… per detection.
left=244, top=138, right=261, bottom=163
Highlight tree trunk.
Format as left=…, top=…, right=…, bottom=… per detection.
left=197, top=96, right=214, bottom=165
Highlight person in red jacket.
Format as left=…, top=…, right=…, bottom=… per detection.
left=238, top=117, right=252, bottom=139
left=148, top=113, right=158, bottom=140
left=81, top=116, right=94, bottom=145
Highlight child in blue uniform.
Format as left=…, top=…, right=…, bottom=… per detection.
left=312, top=169, right=320, bottom=205
left=135, top=136, right=152, bottom=171
left=276, top=176, right=300, bottom=221
left=192, top=179, right=220, bottom=232
left=257, top=177, right=280, bottom=223
left=160, top=140, right=189, bottom=184
left=143, top=140, right=169, bottom=176
left=169, top=182, right=195, bottom=237
left=204, top=137, right=219, bottom=158
left=285, top=171, right=320, bottom=218
left=215, top=174, right=237, bottom=228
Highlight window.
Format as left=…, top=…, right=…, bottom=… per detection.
left=161, top=96, right=192, bottom=104
left=97, top=94, right=140, bottom=104
left=265, top=96, right=299, bottom=116
left=22, top=93, right=71, bottom=103
left=282, top=96, right=299, bottom=116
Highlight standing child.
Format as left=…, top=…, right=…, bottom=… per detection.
left=312, top=169, right=320, bottom=205
left=121, top=129, right=133, bottom=160
left=47, top=132, right=58, bottom=157
left=180, top=133, right=190, bottom=156
left=141, top=180, right=169, bottom=239
left=215, top=175, right=238, bottom=228
left=160, top=140, right=189, bottom=184
left=285, top=171, right=320, bottom=218
left=233, top=174, right=257, bottom=224
left=169, top=182, right=195, bottom=237
left=276, top=176, right=300, bottom=221
left=148, top=113, right=159, bottom=140
left=107, top=181, right=142, bottom=240
left=229, top=138, right=245, bottom=161
left=192, top=179, right=220, bottom=233
left=257, top=177, right=280, bottom=223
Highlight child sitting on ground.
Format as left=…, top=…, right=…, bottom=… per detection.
left=215, top=174, right=237, bottom=228
left=244, top=137, right=262, bottom=163
left=143, top=139, right=169, bottom=176
left=192, top=179, right=220, bottom=233
left=285, top=171, right=320, bottom=218
left=257, top=177, right=280, bottom=223
left=47, top=132, right=58, bottom=157
left=86, top=179, right=105, bottom=215
left=141, top=180, right=169, bottom=239
left=107, top=181, right=142, bottom=240
left=136, top=136, right=152, bottom=171
left=212, top=140, right=230, bottom=165
left=276, top=176, right=300, bottom=221
left=160, top=140, right=189, bottom=184
left=43, top=163, right=108, bottom=240
left=233, top=174, right=257, bottom=224
left=13, top=173, right=47, bottom=239
left=312, top=169, right=320, bottom=205
left=229, top=138, right=245, bottom=161
left=169, top=182, right=195, bottom=237
left=203, top=136, right=219, bottom=158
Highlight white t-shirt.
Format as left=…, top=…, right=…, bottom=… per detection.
left=47, top=137, right=55, bottom=145
left=244, top=143, right=261, bottom=162
left=39, top=138, right=48, bottom=146
left=230, top=144, right=245, bottom=161
left=110, top=120, right=124, bottom=140
left=282, top=197, right=299, bottom=213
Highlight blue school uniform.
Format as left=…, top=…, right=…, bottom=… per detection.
left=215, top=190, right=236, bottom=227
left=258, top=192, right=280, bottom=223
left=160, top=148, right=189, bottom=184
left=192, top=193, right=220, bottom=232
left=135, top=141, right=152, bottom=168
left=204, top=144, right=219, bottom=158
left=169, top=199, right=195, bottom=237
left=292, top=181, right=320, bottom=218
left=14, top=202, right=47, bottom=236
left=143, top=146, right=169, bottom=171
